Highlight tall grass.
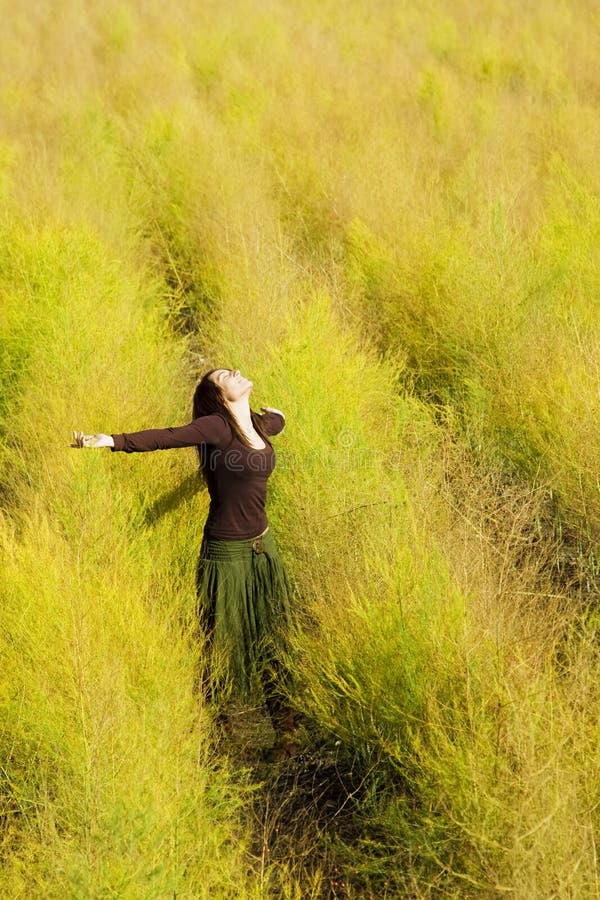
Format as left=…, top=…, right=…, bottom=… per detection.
left=262, top=294, right=600, bottom=896
left=0, top=225, right=261, bottom=896
left=0, top=0, right=598, bottom=896
left=177, top=0, right=600, bottom=545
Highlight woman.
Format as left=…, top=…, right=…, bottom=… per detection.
left=72, top=367, right=297, bottom=756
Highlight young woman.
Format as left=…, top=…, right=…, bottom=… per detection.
left=72, top=367, right=297, bottom=756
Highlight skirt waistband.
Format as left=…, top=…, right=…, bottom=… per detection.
left=200, top=526, right=273, bottom=560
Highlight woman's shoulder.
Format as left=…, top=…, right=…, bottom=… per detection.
left=194, top=413, right=233, bottom=445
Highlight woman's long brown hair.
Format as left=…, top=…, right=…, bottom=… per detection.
left=192, top=368, right=272, bottom=476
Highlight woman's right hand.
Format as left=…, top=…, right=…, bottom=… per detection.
left=71, top=431, right=114, bottom=449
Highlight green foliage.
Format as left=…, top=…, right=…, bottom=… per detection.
left=0, top=0, right=598, bottom=896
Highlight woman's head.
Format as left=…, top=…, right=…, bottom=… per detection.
left=192, top=368, right=271, bottom=471
left=210, top=368, right=253, bottom=403
left=192, top=368, right=253, bottom=418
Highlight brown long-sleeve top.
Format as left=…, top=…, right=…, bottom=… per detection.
left=110, top=410, right=285, bottom=540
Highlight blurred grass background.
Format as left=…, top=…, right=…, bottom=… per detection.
left=0, top=0, right=598, bottom=896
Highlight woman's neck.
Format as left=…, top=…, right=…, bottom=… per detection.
left=226, top=397, right=253, bottom=430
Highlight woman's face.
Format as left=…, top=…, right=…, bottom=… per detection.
left=210, top=368, right=253, bottom=402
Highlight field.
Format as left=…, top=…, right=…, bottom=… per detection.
left=1, top=1, right=599, bottom=896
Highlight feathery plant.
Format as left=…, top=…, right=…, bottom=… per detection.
left=0, top=0, right=599, bottom=896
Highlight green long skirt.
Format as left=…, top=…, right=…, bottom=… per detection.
left=195, top=528, right=293, bottom=698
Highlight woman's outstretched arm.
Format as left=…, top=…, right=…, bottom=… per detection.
left=71, top=414, right=231, bottom=452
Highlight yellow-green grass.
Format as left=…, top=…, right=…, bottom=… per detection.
left=171, top=0, right=600, bottom=541
left=0, top=225, right=267, bottom=896
left=0, top=0, right=599, bottom=896
left=257, top=294, right=600, bottom=896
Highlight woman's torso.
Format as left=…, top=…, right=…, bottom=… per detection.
left=202, top=426, right=276, bottom=541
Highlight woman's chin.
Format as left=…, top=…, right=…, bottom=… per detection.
left=235, top=382, right=252, bottom=398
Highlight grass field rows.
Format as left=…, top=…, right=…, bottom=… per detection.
left=1, top=1, right=599, bottom=896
